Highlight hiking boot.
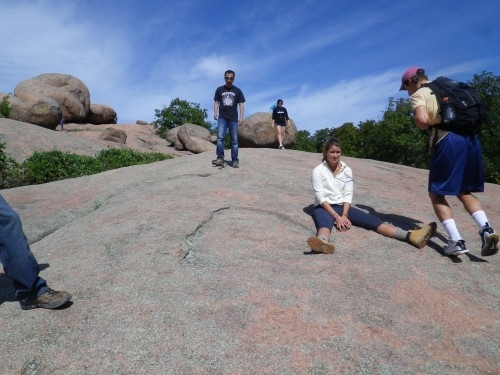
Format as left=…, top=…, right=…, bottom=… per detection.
left=307, top=236, right=335, bottom=254
left=20, top=287, right=72, bottom=310
left=212, top=158, right=224, bottom=167
left=407, top=222, right=437, bottom=249
left=443, top=239, right=469, bottom=256
left=479, top=224, right=499, bottom=256
left=232, top=161, right=239, bottom=168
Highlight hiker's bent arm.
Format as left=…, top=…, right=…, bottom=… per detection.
left=413, top=105, right=431, bottom=130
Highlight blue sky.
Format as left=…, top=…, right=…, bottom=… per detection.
left=1, top=0, right=499, bottom=134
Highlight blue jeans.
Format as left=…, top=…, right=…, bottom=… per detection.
left=0, top=194, right=47, bottom=300
left=216, top=118, right=239, bottom=162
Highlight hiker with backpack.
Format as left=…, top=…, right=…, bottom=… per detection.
left=271, top=99, right=290, bottom=149
left=400, top=66, right=498, bottom=256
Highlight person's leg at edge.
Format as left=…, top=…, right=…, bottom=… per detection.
left=0, top=195, right=72, bottom=309
left=0, top=195, right=47, bottom=300
left=228, top=120, right=239, bottom=162
left=215, top=118, right=228, bottom=160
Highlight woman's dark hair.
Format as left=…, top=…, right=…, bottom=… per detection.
left=322, top=138, right=342, bottom=161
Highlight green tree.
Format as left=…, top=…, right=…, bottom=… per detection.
left=0, top=95, right=11, bottom=118
left=293, top=130, right=317, bottom=152
left=469, top=71, right=500, bottom=183
left=330, top=122, right=360, bottom=157
left=154, top=98, right=212, bottom=139
left=379, top=97, right=429, bottom=167
left=312, top=128, right=335, bottom=152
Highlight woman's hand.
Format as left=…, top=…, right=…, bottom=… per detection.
left=335, top=215, right=351, bottom=231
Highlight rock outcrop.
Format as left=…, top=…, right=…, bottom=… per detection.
left=88, top=104, right=117, bottom=125
left=7, top=73, right=116, bottom=129
left=1, top=146, right=498, bottom=374
left=166, top=123, right=215, bottom=154
left=239, top=112, right=297, bottom=148
left=98, top=127, right=127, bottom=144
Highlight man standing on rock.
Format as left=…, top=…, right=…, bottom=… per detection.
left=212, top=70, right=245, bottom=168
left=0, top=194, right=72, bottom=310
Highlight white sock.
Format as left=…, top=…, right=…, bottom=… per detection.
left=318, top=234, right=329, bottom=242
left=442, top=219, right=462, bottom=241
left=471, top=210, right=489, bottom=229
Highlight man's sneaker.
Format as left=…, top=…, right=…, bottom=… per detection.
left=443, top=239, right=469, bottom=256
left=479, top=224, right=499, bottom=256
left=20, top=288, right=72, bottom=310
left=212, top=158, right=224, bottom=167
left=307, top=236, right=335, bottom=254
left=407, top=222, right=437, bottom=249
left=232, top=161, right=239, bottom=168
left=279, top=145, right=285, bottom=150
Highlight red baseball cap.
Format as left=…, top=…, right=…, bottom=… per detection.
left=399, top=66, right=421, bottom=91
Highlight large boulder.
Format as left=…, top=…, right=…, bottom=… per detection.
left=239, top=112, right=297, bottom=148
left=166, top=126, right=181, bottom=145
left=178, top=135, right=215, bottom=154
left=98, top=127, right=127, bottom=144
left=12, top=73, right=91, bottom=129
left=88, top=104, right=117, bottom=124
left=167, top=123, right=214, bottom=153
left=7, top=93, right=61, bottom=129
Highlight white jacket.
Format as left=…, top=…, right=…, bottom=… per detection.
left=311, top=161, right=354, bottom=206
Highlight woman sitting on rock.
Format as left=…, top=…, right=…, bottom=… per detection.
left=307, top=138, right=437, bottom=254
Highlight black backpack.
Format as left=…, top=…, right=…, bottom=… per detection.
left=423, top=76, right=486, bottom=133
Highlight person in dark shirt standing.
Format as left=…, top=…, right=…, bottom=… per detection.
left=271, top=99, right=290, bottom=149
left=212, top=70, right=245, bottom=168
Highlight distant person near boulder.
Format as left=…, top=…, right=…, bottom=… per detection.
left=271, top=99, right=290, bottom=150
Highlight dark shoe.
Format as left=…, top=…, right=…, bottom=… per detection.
left=307, top=236, right=335, bottom=254
left=408, top=222, right=437, bottom=248
left=232, top=161, right=239, bottom=168
left=20, top=288, right=72, bottom=310
left=479, top=223, right=499, bottom=256
left=212, top=158, right=224, bottom=167
left=443, top=239, right=469, bottom=256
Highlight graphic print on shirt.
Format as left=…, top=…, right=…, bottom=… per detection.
left=276, top=109, right=286, bottom=121
left=222, top=91, right=235, bottom=107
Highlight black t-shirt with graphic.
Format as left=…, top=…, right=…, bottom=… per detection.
left=214, top=85, right=245, bottom=122
left=272, top=106, right=289, bottom=125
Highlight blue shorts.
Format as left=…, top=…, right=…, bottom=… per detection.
left=429, top=132, right=484, bottom=195
left=312, top=204, right=383, bottom=231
